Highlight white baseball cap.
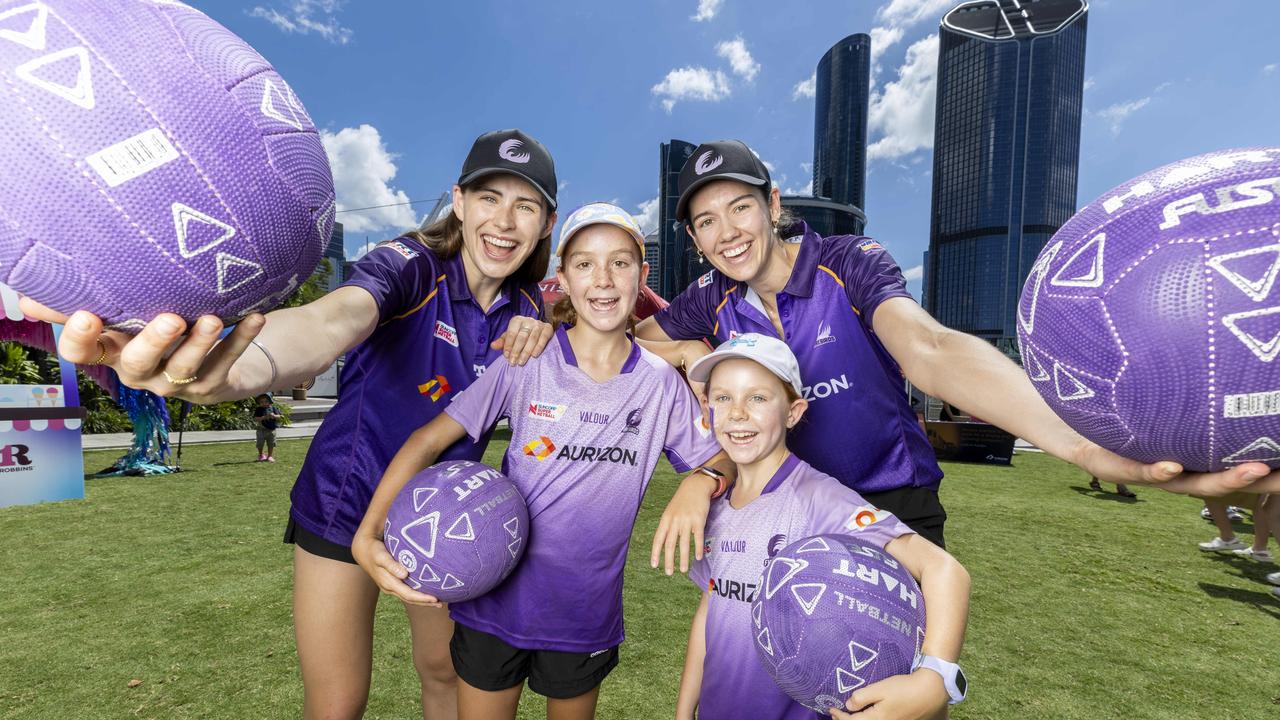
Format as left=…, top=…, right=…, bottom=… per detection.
left=686, top=333, right=803, bottom=396
left=556, top=202, right=646, bottom=257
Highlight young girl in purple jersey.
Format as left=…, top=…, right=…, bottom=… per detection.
left=353, top=202, right=732, bottom=720
left=676, top=334, right=971, bottom=720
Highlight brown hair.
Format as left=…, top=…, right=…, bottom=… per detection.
left=401, top=183, right=551, bottom=286
left=550, top=228, right=644, bottom=331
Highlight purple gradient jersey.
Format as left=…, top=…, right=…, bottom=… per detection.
left=444, top=327, right=721, bottom=652
left=688, top=454, right=914, bottom=720
left=289, top=237, right=543, bottom=545
left=654, top=223, right=941, bottom=495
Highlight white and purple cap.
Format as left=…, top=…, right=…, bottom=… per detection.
left=556, top=202, right=646, bottom=257
left=687, top=333, right=803, bottom=396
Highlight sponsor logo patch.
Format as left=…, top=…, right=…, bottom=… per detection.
left=523, top=436, right=556, bottom=461
left=528, top=401, right=568, bottom=421
left=698, top=270, right=715, bottom=288
left=379, top=239, right=420, bottom=259
left=417, top=374, right=451, bottom=401
left=623, top=408, right=643, bottom=436
left=857, top=239, right=883, bottom=253
left=433, top=320, right=459, bottom=347
left=845, top=505, right=890, bottom=531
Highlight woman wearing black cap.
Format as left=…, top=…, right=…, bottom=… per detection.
left=28, top=129, right=565, bottom=719
left=638, top=138, right=1268, bottom=549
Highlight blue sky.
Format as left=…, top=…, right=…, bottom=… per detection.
left=187, top=0, right=1279, bottom=299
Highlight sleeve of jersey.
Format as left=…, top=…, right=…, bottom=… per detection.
left=652, top=277, right=717, bottom=340
left=829, top=237, right=916, bottom=322
left=661, top=374, right=721, bottom=473
left=803, top=475, right=915, bottom=548
left=443, top=357, right=520, bottom=443
left=341, top=238, right=436, bottom=323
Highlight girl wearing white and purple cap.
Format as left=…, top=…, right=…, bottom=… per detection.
left=676, top=333, right=970, bottom=720
left=352, top=202, right=732, bottom=720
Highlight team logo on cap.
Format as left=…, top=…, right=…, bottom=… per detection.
left=694, top=151, right=723, bottom=175
left=499, top=138, right=531, bottom=164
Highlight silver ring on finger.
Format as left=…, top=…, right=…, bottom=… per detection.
left=517, top=325, right=532, bottom=334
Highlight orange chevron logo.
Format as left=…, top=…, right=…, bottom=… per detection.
left=418, top=374, right=451, bottom=401
left=523, top=436, right=556, bottom=461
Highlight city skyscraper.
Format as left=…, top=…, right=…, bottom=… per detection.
left=643, top=230, right=661, bottom=294
left=813, top=33, right=871, bottom=214
left=925, top=0, right=1088, bottom=352
left=658, top=139, right=698, bottom=299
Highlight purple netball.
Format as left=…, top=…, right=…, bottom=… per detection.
left=0, top=0, right=333, bottom=330
left=751, top=534, right=925, bottom=714
left=1018, top=148, right=1280, bottom=472
left=384, top=460, right=528, bottom=603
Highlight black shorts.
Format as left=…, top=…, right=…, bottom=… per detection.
left=862, top=485, right=948, bottom=549
left=283, top=516, right=356, bottom=565
left=450, top=622, right=619, bottom=700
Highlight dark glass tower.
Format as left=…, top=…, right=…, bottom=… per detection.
left=813, top=33, right=871, bottom=214
left=925, top=0, right=1088, bottom=350
left=658, top=139, right=697, bottom=299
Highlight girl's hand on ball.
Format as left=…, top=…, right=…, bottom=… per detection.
left=351, top=531, right=442, bottom=608
left=831, top=671, right=948, bottom=720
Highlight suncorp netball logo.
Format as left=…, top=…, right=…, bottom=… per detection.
left=523, top=436, right=556, bottom=461
left=694, top=151, right=723, bottom=175
left=417, top=374, right=451, bottom=401
left=499, top=138, right=531, bottom=164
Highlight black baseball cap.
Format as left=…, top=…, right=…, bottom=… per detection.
left=675, top=139, right=772, bottom=222
left=457, top=129, right=558, bottom=210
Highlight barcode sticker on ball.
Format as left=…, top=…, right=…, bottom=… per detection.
left=1224, top=390, right=1280, bottom=418
left=86, top=128, right=179, bottom=187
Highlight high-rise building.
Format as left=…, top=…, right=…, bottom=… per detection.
left=643, top=230, right=661, bottom=294
left=925, top=0, right=1088, bottom=351
left=813, top=33, right=871, bottom=214
left=658, top=140, right=698, bottom=299
left=324, top=220, right=345, bottom=291
left=780, top=196, right=866, bottom=238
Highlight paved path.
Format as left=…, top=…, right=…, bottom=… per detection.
left=82, top=420, right=324, bottom=451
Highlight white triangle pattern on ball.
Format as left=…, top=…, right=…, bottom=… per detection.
left=1207, top=244, right=1280, bottom=302
left=0, top=3, right=48, bottom=51
left=15, top=45, right=94, bottom=110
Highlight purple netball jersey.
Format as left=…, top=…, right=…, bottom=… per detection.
left=654, top=223, right=941, bottom=496
left=688, top=454, right=913, bottom=719
left=289, top=238, right=542, bottom=546
left=445, top=327, right=721, bottom=652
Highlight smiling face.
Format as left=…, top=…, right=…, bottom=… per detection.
left=555, top=224, right=649, bottom=335
left=452, top=174, right=554, bottom=283
left=686, top=179, right=783, bottom=284
left=704, top=358, right=807, bottom=468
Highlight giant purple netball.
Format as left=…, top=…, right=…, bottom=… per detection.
left=1018, top=148, right=1280, bottom=471
left=0, top=0, right=333, bottom=329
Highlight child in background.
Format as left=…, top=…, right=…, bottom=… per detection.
left=252, top=392, right=282, bottom=462
left=677, top=334, right=972, bottom=720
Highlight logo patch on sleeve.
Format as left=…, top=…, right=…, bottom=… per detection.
left=378, top=239, right=420, bottom=259
left=434, top=320, right=459, bottom=347
left=857, top=239, right=883, bottom=253
left=844, top=505, right=890, bottom=531
left=698, top=270, right=716, bottom=288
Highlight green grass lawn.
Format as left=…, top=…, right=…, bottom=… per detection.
left=1, top=438, right=1277, bottom=719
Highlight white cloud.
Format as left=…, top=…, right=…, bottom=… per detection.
left=248, top=0, right=352, bottom=44
left=783, top=179, right=813, bottom=196
left=903, top=264, right=924, bottom=281
left=869, top=26, right=904, bottom=68
left=635, top=197, right=661, bottom=236
left=1266, top=64, right=1278, bottom=75
left=716, top=37, right=760, bottom=81
left=867, top=34, right=939, bottom=161
left=321, top=124, right=418, bottom=234
left=793, top=71, right=816, bottom=100
left=868, top=0, right=950, bottom=80
left=652, top=66, right=731, bottom=113
left=1096, top=97, right=1151, bottom=136
left=1083, top=77, right=1095, bottom=92
left=692, top=0, right=723, bottom=22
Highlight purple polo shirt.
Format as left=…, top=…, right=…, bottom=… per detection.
left=444, top=327, right=721, bottom=652
left=688, top=454, right=914, bottom=720
left=654, top=223, right=942, bottom=495
left=289, top=237, right=543, bottom=545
